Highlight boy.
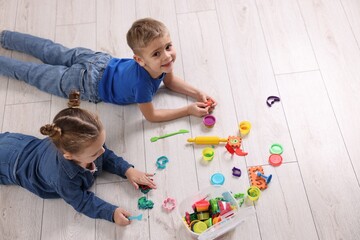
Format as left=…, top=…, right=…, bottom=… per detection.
left=0, top=18, right=216, bottom=122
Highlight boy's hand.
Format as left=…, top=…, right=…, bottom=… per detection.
left=196, top=92, right=217, bottom=112
left=187, top=102, right=210, bottom=117
left=125, top=168, right=157, bottom=189
left=113, top=208, right=131, bottom=226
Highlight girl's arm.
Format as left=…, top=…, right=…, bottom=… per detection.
left=58, top=177, right=129, bottom=224
left=101, top=146, right=156, bottom=189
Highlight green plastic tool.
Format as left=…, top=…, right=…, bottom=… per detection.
left=150, top=129, right=189, bottom=142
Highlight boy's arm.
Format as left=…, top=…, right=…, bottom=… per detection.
left=138, top=72, right=217, bottom=122
left=163, top=72, right=215, bottom=103
left=138, top=101, right=192, bottom=122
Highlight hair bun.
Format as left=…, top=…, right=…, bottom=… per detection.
left=68, top=91, right=81, bottom=108
left=40, top=124, right=62, bottom=138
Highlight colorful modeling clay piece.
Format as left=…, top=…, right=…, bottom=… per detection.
left=187, top=136, right=228, bottom=145
left=203, top=114, right=216, bottom=128
left=202, top=147, right=215, bottom=161
left=209, top=199, right=219, bottom=213
left=248, top=166, right=267, bottom=190
left=156, top=156, right=169, bottom=169
left=150, top=129, right=189, bottom=142
left=266, top=96, right=280, bottom=107
left=212, top=216, right=221, bottom=224
left=270, top=143, right=283, bottom=154
left=204, top=217, right=213, bottom=227
left=205, top=99, right=214, bottom=107
left=239, top=121, right=251, bottom=136
left=193, top=199, right=210, bottom=212
left=162, top=197, right=176, bottom=212
left=128, top=214, right=143, bottom=221
left=210, top=173, right=225, bottom=185
left=197, top=211, right=210, bottom=220
left=192, top=221, right=208, bottom=234
left=233, top=193, right=245, bottom=207
left=185, top=212, right=191, bottom=225
left=269, top=154, right=283, bottom=167
left=139, top=184, right=152, bottom=194
left=247, top=186, right=261, bottom=201
left=256, top=171, right=272, bottom=184
left=138, top=196, right=154, bottom=209
left=232, top=167, right=241, bottom=177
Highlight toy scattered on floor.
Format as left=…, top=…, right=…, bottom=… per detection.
left=248, top=166, right=267, bottom=190
left=156, top=156, right=169, bottom=169
left=269, top=154, right=283, bottom=166
left=203, top=114, right=216, bottom=128
left=150, top=129, right=189, bottom=142
left=182, top=191, right=237, bottom=234
left=266, top=96, right=280, bottom=107
left=239, top=121, right=251, bottom=136
left=233, top=193, right=245, bottom=207
left=232, top=167, right=242, bottom=177
left=138, top=196, right=154, bottom=209
left=270, top=143, right=283, bottom=154
left=247, top=186, right=261, bottom=201
left=187, top=136, right=227, bottom=145
left=202, top=147, right=215, bottom=161
left=210, top=173, right=225, bottom=185
left=162, top=197, right=176, bottom=212
left=256, top=171, right=272, bottom=184
left=139, top=184, right=152, bottom=194
left=225, top=136, right=248, bottom=156
left=128, top=214, right=143, bottom=221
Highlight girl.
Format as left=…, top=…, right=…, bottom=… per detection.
left=0, top=92, right=156, bottom=226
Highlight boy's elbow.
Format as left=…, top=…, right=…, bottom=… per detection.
left=143, top=114, right=161, bottom=123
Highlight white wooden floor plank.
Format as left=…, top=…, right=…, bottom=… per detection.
left=56, top=0, right=96, bottom=25
left=298, top=0, right=360, bottom=188
left=174, top=0, right=215, bottom=14
left=215, top=0, right=297, bottom=167
left=339, top=0, right=360, bottom=44
left=255, top=0, right=318, bottom=74
left=277, top=71, right=360, bottom=240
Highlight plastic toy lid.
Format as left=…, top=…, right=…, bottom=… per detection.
left=203, top=115, right=216, bottom=127
left=270, top=143, right=283, bottom=154
left=211, top=173, right=225, bottom=185
left=269, top=154, right=283, bottom=166
left=193, top=221, right=208, bottom=234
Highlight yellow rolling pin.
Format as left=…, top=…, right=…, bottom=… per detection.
left=187, top=136, right=228, bottom=145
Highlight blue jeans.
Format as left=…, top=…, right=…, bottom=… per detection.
left=0, top=31, right=112, bottom=102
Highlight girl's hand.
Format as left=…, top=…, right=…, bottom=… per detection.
left=113, top=208, right=131, bottom=226
left=187, top=102, right=210, bottom=117
left=125, top=168, right=157, bottom=189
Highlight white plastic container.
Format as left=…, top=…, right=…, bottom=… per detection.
left=178, top=185, right=255, bottom=240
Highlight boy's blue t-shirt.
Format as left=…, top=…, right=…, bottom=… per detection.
left=98, top=58, right=166, bottom=104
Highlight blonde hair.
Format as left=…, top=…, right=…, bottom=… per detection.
left=127, top=18, right=169, bottom=55
left=40, top=91, right=103, bottom=154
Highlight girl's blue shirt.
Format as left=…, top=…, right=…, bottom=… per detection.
left=0, top=132, right=133, bottom=222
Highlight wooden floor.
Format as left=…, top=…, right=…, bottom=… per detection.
left=1, top=0, right=360, bottom=239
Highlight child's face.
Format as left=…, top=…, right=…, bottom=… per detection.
left=134, top=34, right=176, bottom=78
left=64, top=130, right=106, bottom=167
